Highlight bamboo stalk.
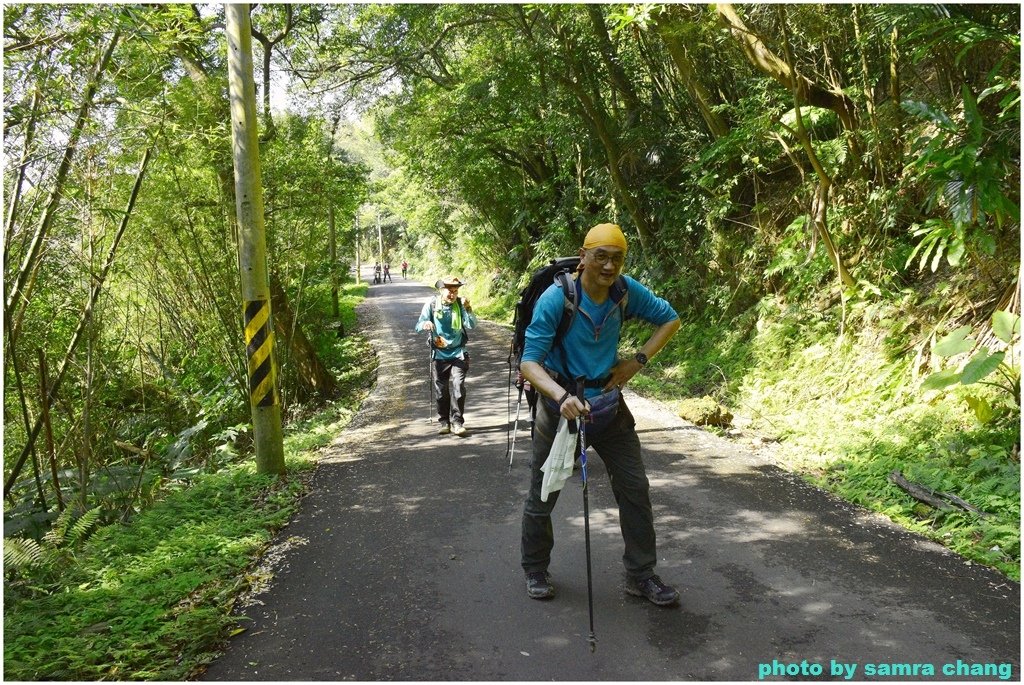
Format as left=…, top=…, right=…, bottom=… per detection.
left=5, top=148, right=151, bottom=498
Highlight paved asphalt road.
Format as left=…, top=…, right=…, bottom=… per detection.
left=201, top=271, right=1019, bottom=681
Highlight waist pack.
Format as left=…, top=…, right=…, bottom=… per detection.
left=543, top=386, right=621, bottom=434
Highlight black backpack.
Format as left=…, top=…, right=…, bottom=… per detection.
left=509, top=256, right=629, bottom=371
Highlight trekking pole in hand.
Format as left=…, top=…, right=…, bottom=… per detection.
left=576, top=376, right=597, bottom=653
left=507, top=373, right=525, bottom=473
left=426, top=333, right=435, bottom=423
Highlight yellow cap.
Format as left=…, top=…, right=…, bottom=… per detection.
left=583, top=223, right=628, bottom=252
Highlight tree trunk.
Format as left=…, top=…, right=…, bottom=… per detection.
left=354, top=215, right=362, bottom=284
left=329, top=204, right=339, bottom=318
left=226, top=3, right=285, bottom=476
left=852, top=6, right=885, bottom=184
left=653, top=11, right=730, bottom=139
left=4, top=83, right=41, bottom=257
left=889, top=26, right=904, bottom=170
left=716, top=4, right=859, bottom=138
left=37, top=348, right=64, bottom=511
left=810, top=181, right=855, bottom=288
left=776, top=14, right=856, bottom=291
left=554, top=47, right=655, bottom=251
left=4, top=308, right=47, bottom=508
left=574, top=84, right=655, bottom=251
left=586, top=5, right=642, bottom=127
left=376, top=213, right=384, bottom=264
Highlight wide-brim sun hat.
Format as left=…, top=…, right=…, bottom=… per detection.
left=440, top=275, right=466, bottom=287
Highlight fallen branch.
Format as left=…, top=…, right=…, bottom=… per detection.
left=889, top=470, right=989, bottom=517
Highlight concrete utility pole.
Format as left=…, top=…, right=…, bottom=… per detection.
left=329, top=204, right=339, bottom=317
left=376, top=212, right=384, bottom=265
left=354, top=214, right=361, bottom=284
left=225, top=3, right=285, bottom=475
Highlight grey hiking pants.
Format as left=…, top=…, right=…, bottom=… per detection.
left=520, top=395, right=658, bottom=580
left=432, top=355, right=468, bottom=426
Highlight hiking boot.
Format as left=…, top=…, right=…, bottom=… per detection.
left=625, top=574, right=679, bottom=606
left=525, top=571, right=554, bottom=600
left=452, top=423, right=466, bottom=436
left=438, top=423, right=451, bottom=435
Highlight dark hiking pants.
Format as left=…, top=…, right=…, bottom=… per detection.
left=521, top=396, right=657, bottom=580
left=433, top=355, right=468, bottom=426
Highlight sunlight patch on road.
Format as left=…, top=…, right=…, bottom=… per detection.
left=648, top=472, right=702, bottom=488
left=566, top=506, right=621, bottom=536
left=390, top=495, right=426, bottom=514
left=801, top=600, right=834, bottom=615
left=664, top=509, right=809, bottom=545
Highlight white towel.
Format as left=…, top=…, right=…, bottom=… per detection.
left=540, top=417, right=578, bottom=502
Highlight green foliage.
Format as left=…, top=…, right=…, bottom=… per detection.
left=811, top=421, right=1020, bottom=580
left=4, top=10, right=1021, bottom=677
left=923, top=310, right=1021, bottom=420
left=4, top=507, right=102, bottom=578
left=3, top=391, right=371, bottom=680
left=901, top=80, right=1019, bottom=273
left=631, top=293, right=1019, bottom=580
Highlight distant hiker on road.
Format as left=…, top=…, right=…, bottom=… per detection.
left=401, top=260, right=409, bottom=278
left=518, top=222, right=682, bottom=606
left=373, top=262, right=382, bottom=284
left=383, top=263, right=393, bottom=283
left=415, top=276, right=477, bottom=436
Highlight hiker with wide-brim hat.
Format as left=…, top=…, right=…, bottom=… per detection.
left=414, top=275, right=477, bottom=436
left=518, top=222, right=683, bottom=606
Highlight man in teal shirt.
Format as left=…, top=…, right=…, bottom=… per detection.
left=519, top=223, right=682, bottom=606
left=415, top=276, right=477, bottom=435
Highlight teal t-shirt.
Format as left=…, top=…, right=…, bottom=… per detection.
left=521, top=274, right=677, bottom=398
left=415, top=296, right=477, bottom=360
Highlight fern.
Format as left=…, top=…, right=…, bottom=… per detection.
left=42, top=508, right=75, bottom=547
left=4, top=537, right=46, bottom=571
left=69, top=507, right=102, bottom=544
left=6, top=507, right=105, bottom=578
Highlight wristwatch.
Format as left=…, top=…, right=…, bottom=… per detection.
left=634, top=351, right=649, bottom=366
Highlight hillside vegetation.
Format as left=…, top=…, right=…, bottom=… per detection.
left=347, top=4, right=1020, bottom=578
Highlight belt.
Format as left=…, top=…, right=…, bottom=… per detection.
left=551, top=372, right=610, bottom=389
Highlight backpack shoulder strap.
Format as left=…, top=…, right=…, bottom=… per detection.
left=457, top=298, right=469, bottom=345
left=552, top=271, right=580, bottom=349
left=610, top=276, right=629, bottom=320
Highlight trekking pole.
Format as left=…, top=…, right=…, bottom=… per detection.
left=575, top=376, right=597, bottom=653
left=426, top=333, right=435, bottom=423
left=503, top=351, right=515, bottom=464
left=507, top=375, right=525, bottom=473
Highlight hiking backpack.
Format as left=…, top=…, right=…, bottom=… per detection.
left=509, top=256, right=629, bottom=372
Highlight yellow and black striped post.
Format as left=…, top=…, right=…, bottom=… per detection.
left=227, top=3, right=284, bottom=474
left=244, top=299, right=278, bottom=408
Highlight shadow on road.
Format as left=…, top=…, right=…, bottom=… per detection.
left=201, top=268, right=1020, bottom=681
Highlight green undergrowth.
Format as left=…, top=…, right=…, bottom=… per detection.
left=627, top=300, right=1020, bottom=581
left=3, top=339, right=377, bottom=680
